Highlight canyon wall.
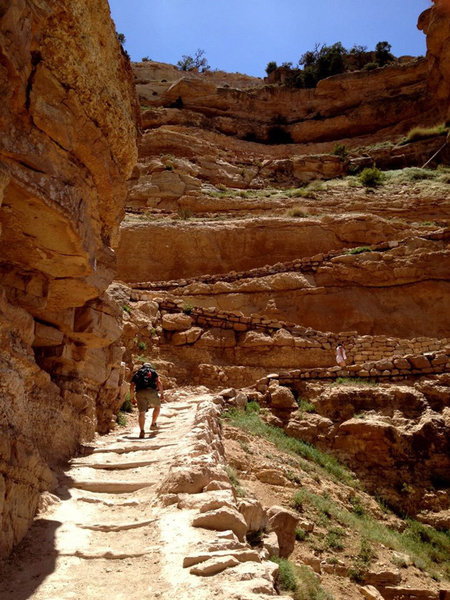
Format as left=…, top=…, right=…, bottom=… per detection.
left=0, top=1, right=138, bottom=557
left=418, top=0, right=450, bottom=123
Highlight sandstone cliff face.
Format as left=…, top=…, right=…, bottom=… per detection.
left=136, top=59, right=431, bottom=146
left=418, top=0, right=450, bottom=123
left=0, top=1, right=138, bottom=557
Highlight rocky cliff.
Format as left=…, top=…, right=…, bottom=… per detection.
left=418, top=0, right=450, bottom=123
left=0, top=1, right=138, bottom=557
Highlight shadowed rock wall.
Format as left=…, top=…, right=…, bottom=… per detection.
left=0, top=0, right=139, bottom=557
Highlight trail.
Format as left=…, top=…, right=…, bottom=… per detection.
left=0, top=390, right=288, bottom=600
left=0, top=392, right=207, bottom=599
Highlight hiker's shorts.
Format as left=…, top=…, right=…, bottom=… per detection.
left=136, top=389, right=160, bottom=412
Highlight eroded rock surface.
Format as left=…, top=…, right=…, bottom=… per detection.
left=0, top=1, right=138, bottom=557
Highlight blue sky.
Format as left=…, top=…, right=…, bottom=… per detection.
left=109, top=0, right=431, bottom=78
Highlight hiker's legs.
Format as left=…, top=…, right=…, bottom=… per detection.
left=138, top=411, right=146, bottom=431
left=151, top=406, right=160, bottom=426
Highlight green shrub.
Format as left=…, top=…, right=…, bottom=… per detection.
left=177, top=208, right=193, bottom=220
left=122, top=304, right=132, bottom=314
left=225, top=465, right=246, bottom=497
left=359, top=167, right=384, bottom=187
left=325, top=527, right=345, bottom=550
left=271, top=557, right=297, bottom=592
left=295, top=565, right=334, bottom=600
left=333, top=143, right=348, bottom=159
left=346, top=246, right=372, bottom=255
left=289, top=188, right=317, bottom=199
left=225, top=408, right=358, bottom=487
left=116, top=411, right=127, bottom=427
left=375, top=41, right=394, bottom=66
left=298, top=399, right=316, bottom=414
left=182, top=303, right=194, bottom=315
left=332, top=377, right=376, bottom=386
left=287, top=207, right=310, bottom=218
left=137, top=341, right=147, bottom=351
left=295, top=526, right=308, bottom=541
left=359, top=537, right=376, bottom=565
left=349, top=496, right=366, bottom=516
left=177, top=48, right=209, bottom=72
left=348, top=564, right=364, bottom=583
left=363, top=61, right=378, bottom=71
left=266, top=61, right=278, bottom=75
left=245, top=401, right=261, bottom=414
left=404, top=122, right=447, bottom=143
left=120, top=391, right=133, bottom=413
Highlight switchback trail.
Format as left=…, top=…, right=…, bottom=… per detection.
left=0, top=391, right=210, bottom=599
left=0, top=389, right=286, bottom=600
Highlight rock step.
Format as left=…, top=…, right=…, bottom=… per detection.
left=90, top=442, right=178, bottom=454
left=183, top=548, right=261, bottom=568
left=77, top=518, right=158, bottom=532
left=63, top=549, right=151, bottom=560
left=71, top=459, right=158, bottom=470
left=70, top=480, right=155, bottom=493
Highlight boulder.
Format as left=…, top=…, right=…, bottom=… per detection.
left=238, top=498, right=267, bottom=532
left=161, top=312, right=193, bottom=331
left=269, top=383, right=296, bottom=409
left=267, top=506, right=300, bottom=558
left=192, top=506, right=248, bottom=541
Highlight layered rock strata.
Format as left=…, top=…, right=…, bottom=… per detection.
left=418, top=0, right=450, bottom=123
left=0, top=1, right=138, bottom=557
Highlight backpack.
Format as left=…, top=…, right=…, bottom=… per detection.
left=135, top=365, right=158, bottom=390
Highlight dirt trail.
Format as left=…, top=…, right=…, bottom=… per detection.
left=0, top=392, right=215, bottom=600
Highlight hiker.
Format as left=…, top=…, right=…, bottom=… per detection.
left=336, top=344, right=347, bottom=367
left=130, top=363, right=165, bottom=439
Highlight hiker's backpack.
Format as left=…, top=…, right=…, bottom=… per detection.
left=135, top=365, right=158, bottom=390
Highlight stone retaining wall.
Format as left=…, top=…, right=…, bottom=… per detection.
left=130, top=229, right=447, bottom=292
left=261, top=348, right=450, bottom=387
left=155, top=300, right=448, bottom=362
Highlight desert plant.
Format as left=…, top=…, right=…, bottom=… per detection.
left=120, top=391, right=133, bottom=413
left=295, top=565, right=334, bottom=600
left=363, top=62, right=378, bottom=71
left=349, top=496, right=366, bottom=517
left=122, top=304, right=132, bottom=314
left=298, top=399, right=316, bottom=414
left=288, top=207, right=310, bottom=218
left=225, top=465, right=246, bottom=497
left=332, top=143, right=348, bottom=159
left=295, top=526, right=308, bottom=541
left=137, top=341, right=146, bottom=351
left=345, top=246, right=372, bottom=255
left=177, top=48, right=209, bottom=72
left=375, top=41, right=394, bottom=66
left=403, top=122, right=448, bottom=143
left=266, top=61, right=278, bottom=76
left=177, top=208, right=193, bottom=220
left=116, top=411, right=127, bottom=426
left=271, top=557, right=297, bottom=592
left=332, top=377, right=376, bottom=386
left=182, top=303, right=194, bottom=315
left=324, top=527, right=346, bottom=550
left=225, top=408, right=358, bottom=486
left=359, top=167, right=384, bottom=187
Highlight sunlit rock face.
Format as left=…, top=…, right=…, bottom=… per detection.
left=418, top=0, right=450, bottom=123
left=0, top=1, right=139, bottom=557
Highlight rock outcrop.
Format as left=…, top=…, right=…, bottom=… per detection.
left=0, top=1, right=138, bottom=557
left=418, top=0, right=450, bottom=123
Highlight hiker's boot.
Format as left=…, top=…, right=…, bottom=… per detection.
left=139, top=430, right=145, bottom=439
